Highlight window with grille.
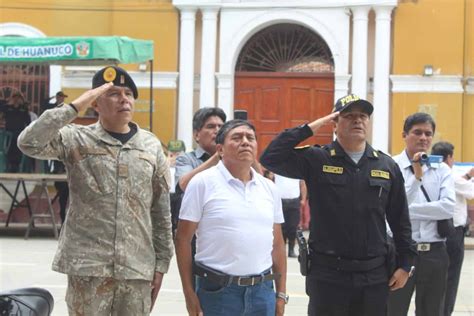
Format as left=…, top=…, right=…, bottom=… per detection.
left=236, top=23, right=334, bottom=73
left=0, top=64, right=50, bottom=114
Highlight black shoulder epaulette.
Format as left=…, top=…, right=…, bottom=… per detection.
left=294, top=144, right=311, bottom=151
left=375, top=149, right=390, bottom=157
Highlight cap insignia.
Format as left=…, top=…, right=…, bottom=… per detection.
left=103, top=67, right=116, bottom=82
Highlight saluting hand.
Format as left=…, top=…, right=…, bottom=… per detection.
left=308, top=112, right=339, bottom=134
left=70, top=82, right=114, bottom=112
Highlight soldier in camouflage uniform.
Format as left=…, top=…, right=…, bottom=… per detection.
left=18, top=66, right=173, bottom=316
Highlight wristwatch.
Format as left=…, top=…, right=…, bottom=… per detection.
left=276, top=292, right=289, bottom=304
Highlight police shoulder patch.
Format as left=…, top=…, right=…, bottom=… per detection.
left=371, top=170, right=390, bottom=179
left=323, top=165, right=343, bottom=174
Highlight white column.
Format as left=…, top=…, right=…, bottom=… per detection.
left=334, top=75, right=352, bottom=101
left=177, top=8, right=197, bottom=150
left=199, top=7, right=219, bottom=109
left=49, top=66, right=62, bottom=97
left=216, top=73, right=233, bottom=119
left=351, top=6, right=370, bottom=98
left=372, top=6, right=394, bottom=153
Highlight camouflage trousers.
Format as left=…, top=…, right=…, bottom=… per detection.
left=66, top=275, right=151, bottom=316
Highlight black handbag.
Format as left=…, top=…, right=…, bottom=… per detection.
left=419, top=185, right=455, bottom=238
left=0, top=287, right=54, bottom=316
left=437, top=218, right=456, bottom=238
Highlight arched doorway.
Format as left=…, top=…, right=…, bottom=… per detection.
left=234, top=23, right=335, bottom=156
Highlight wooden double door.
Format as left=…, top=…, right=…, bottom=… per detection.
left=234, top=72, right=335, bottom=158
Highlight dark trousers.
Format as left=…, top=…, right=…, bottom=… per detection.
left=306, top=279, right=389, bottom=316
left=6, top=132, right=21, bottom=173
left=444, top=227, right=465, bottom=316
left=388, top=243, right=449, bottom=316
left=170, top=192, right=183, bottom=238
left=281, top=198, right=300, bottom=245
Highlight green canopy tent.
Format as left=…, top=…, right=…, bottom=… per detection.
left=0, top=36, right=155, bottom=131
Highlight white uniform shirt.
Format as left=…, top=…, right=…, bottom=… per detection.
left=393, top=150, right=455, bottom=242
left=169, top=167, right=176, bottom=194
left=274, top=174, right=300, bottom=199
left=179, top=161, right=284, bottom=275
left=453, top=173, right=474, bottom=227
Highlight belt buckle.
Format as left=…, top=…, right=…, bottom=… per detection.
left=417, top=243, right=430, bottom=251
left=236, top=277, right=245, bottom=286
left=236, top=276, right=256, bottom=286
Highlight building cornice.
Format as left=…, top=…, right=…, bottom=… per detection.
left=390, top=75, right=464, bottom=94
left=62, top=69, right=178, bottom=89
left=172, top=0, right=397, bottom=9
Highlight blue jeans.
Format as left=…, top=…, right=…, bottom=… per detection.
left=196, top=272, right=276, bottom=316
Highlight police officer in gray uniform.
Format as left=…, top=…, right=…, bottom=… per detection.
left=18, top=66, right=173, bottom=316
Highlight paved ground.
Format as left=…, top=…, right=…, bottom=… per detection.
left=1, top=231, right=473, bottom=315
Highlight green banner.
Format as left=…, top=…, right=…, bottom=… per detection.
left=0, top=36, right=153, bottom=65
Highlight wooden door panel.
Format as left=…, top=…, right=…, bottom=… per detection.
left=260, top=87, right=282, bottom=121
left=235, top=88, right=256, bottom=119
left=258, top=131, right=281, bottom=161
left=289, top=87, right=311, bottom=123
left=235, top=73, right=334, bottom=157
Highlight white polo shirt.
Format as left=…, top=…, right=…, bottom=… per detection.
left=179, top=161, right=284, bottom=275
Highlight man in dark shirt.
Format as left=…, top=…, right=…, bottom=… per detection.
left=260, top=94, right=417, bottom=316
left=5, top=91, right=31, bottom=172
left=41, top=91, right=67, bottom=114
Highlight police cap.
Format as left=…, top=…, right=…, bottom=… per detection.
left=92, top=66, right=138, bottom=99
left=332, top=94, right=373, bottom=116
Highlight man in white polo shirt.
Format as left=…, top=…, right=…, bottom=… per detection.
left=175, top=119, right=287, bottom=316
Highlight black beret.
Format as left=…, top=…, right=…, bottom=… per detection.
left=92, top=66, right=138, bottom=99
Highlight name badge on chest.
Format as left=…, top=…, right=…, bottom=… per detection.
left=371, top=170, right=390, bottom=179
left=323, top=165, right=344, bottom=174
left=118, top=164, right=129, bottom=178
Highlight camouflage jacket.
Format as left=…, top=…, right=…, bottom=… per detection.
left=18, top=105, right=173, bottom=281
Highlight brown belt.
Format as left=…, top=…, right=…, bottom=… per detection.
left=194, top=263, right=279, bottom=287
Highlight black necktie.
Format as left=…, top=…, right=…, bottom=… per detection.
left=201, top=153, right=210, bottom=162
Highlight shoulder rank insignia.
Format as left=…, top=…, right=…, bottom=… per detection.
left=330, top=149, right=336, bottom=156
left=371, top=170, right=390, bottom=179
left=373, top=150, right=378, bottom=157
left=323, top=165, right=343, bottom=174
left=294, top=145, right=310, bottom=151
